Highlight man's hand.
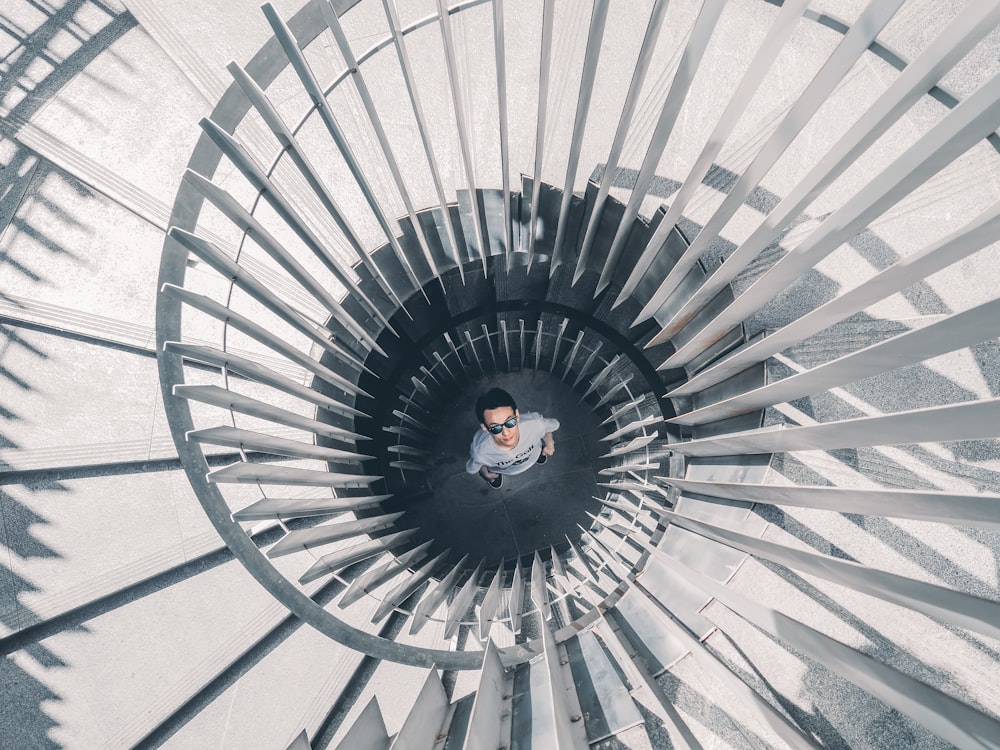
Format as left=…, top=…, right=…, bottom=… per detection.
left=542, top=436, right=555, bottom=456
left=480, top=466, right=500, bottom=481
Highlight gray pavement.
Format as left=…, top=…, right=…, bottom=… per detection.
left=2, top=1, right=1000, bottom=748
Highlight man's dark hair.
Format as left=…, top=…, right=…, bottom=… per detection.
left=475, top=388, right=517, bottom=424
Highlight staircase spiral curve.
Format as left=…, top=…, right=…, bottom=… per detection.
left=4, top=0, right=1000, bottom=748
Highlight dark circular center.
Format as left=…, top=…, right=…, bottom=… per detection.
left=380, top=370, right=605, bottom=569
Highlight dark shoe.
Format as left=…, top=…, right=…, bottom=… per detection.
left=482, top=472, right=503, bottom=489
left=536, top=452, right=548, bottom=465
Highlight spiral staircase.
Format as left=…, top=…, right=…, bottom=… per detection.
left=3, top=0, right=1000, bottom=748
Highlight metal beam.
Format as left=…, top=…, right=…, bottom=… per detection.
left=595, top=0, right=727, bottom=294
left=526, top=0, right=555, bottom=265
left=663, top=510, right=1000, bottom=640
left=225, top=61, right=405, bottom=309
left=161, top=283, right=369, bottom=398
left=445, top=561, right=484, bottom=639
left=550, top=0, right=609, bottom=272
left=616, top=0, right=811, bottom=304
left=478, top=563, right=505, bottom=640
left=574, top=0, right=669, bottom=281
left=657, top=555, right=1000, bottom=750
left=233, top=494, right=389, bottom=522
left=435, top=0, right=489, bottom=272
left=341, top=544, right=434, bottom=608
left=261, top=2, right=425, bottom=294
left=332, top=698, right=389, bottom=750
left=198, top=116, right=394, bottom=331
left=660, top=477, right=1000, bottom=531
left=208, top=462, right=380, bottom=489
left=635, top=0, right=1000, bottom=328
left=463, top=641, right=508, bottom=750
left=372, top=550, right=450, bottom=623
left=163, top=341, right=366, bottom=419
left=538, top=619, right=588, bottom=749
left=167, top=228, right=367, bottom=372
left=299, top=530, right=417, bottom=584
left=267, top=512, right=404, bottom=558
left=172, top=384, right=366, bottom=443
left=181, top=169, right=385, bottom=355
left=321, top=1, right=443, bottom=284
left=668, top=199, right=1000, bottom=394
left=661, top=66, right=1000, bottom=369
left=492, top=0, right=513, bottom=258
left=622, top=585, right=819, bottom=748
left=673, top=297, right=1000, bottom=424
left=410, top=554, right=470, bottom=634
left=389, top=670, right=449, bottom=750
left=187, top=426, right=372, bottom=463
left=531, top=550, right=551, bottom=621
left=671, top=397, right=1000, bottom=457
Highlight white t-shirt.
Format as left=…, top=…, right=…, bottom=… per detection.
left=465, top=412, right=560, bottom=476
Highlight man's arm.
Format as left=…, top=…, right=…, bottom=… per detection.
left=541, top=431, right=555, bottom=455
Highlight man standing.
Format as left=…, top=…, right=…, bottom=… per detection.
left=466, top=387, right=559, bottom=489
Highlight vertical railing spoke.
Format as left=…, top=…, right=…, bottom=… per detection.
left=526, top=0, right=556, bottom=266
left=436, top=0, right=490, bottom=273
left=550, top=0, right=609, bottom=272
left=595, top=0, right=728, bottom=294
left=575, top=0, right=669, bottom=282
left=382, top=0, right=467, bottom=279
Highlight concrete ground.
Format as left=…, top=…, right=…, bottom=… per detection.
left=2, top=0, right=1000, bottom=748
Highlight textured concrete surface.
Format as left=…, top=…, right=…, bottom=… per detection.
left=2, top=0, right=1000, bottom=748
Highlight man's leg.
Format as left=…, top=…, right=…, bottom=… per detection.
left=479, top=466, right=503, bottom=488
left=536, top=441, right=548, bottom=464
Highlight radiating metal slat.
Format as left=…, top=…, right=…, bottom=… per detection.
left=188, top=426, right=372, bottom=463
left=389, top=670, right=449, bottom=750
left=321, top=2, right=443, bottom=283
left=663, top=510, right=1000, bottom=641
left=668, top=199, right=1000, bottom=395
left=340, top=543, right=434, bottom=608
left=163, top=342, right=366, bottom=419
left=372, top=549, right=450, bottom=623
left=663, top=478, right=1000, bottom=531
left=198, top=117, right=395, bottom=331
left=207, top=462, right=380, bottom=489
left=181, top=169, right=384, bottom=355
left=173, top=384, right=366, bottom=443
left=261, top=3, right=425, bottom=294
left=575, top=0, right=669, bottom=281
left=530, top=551, right=551, bottom=621
left=162, top=284, right=369, bottom=398
left=267, top=512, right=405, bottom=558
left=478, top=562, right=505, bottom=641
left=661, top=66, right=1000, bottom=369
left=550, top=0, right=609, bottom=272
left=595, top=0, right=728, bottom=293
left=299, top=530, right=417, bottom=584
left=167, top=228, right=366, bottom=372
left=672, top=397, right=1000, bottom=457
left=673, top=297, right=1000, bottom=425
left=435, top=0, right=489, bottom=272
left=491, top=0, right=513, bottom=257
left=410, top=555, right=470, bottom=634
left=658, top=554, right=1000, bottom=750
left=225, top=62, right=404, bottom=308
left=333, top=697, right=390, bottom=750
left=234, top=494, right=389, bottom=522
left=462, top=641, right=508, bottom=750
left=525, top=0, right=556, bottom=266
left=445, top=561, right=485, bottom=639
left=634, top=0, right=1000, bottom=327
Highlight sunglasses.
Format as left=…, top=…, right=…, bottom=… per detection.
left=486, top=416, right=518, bottom=434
